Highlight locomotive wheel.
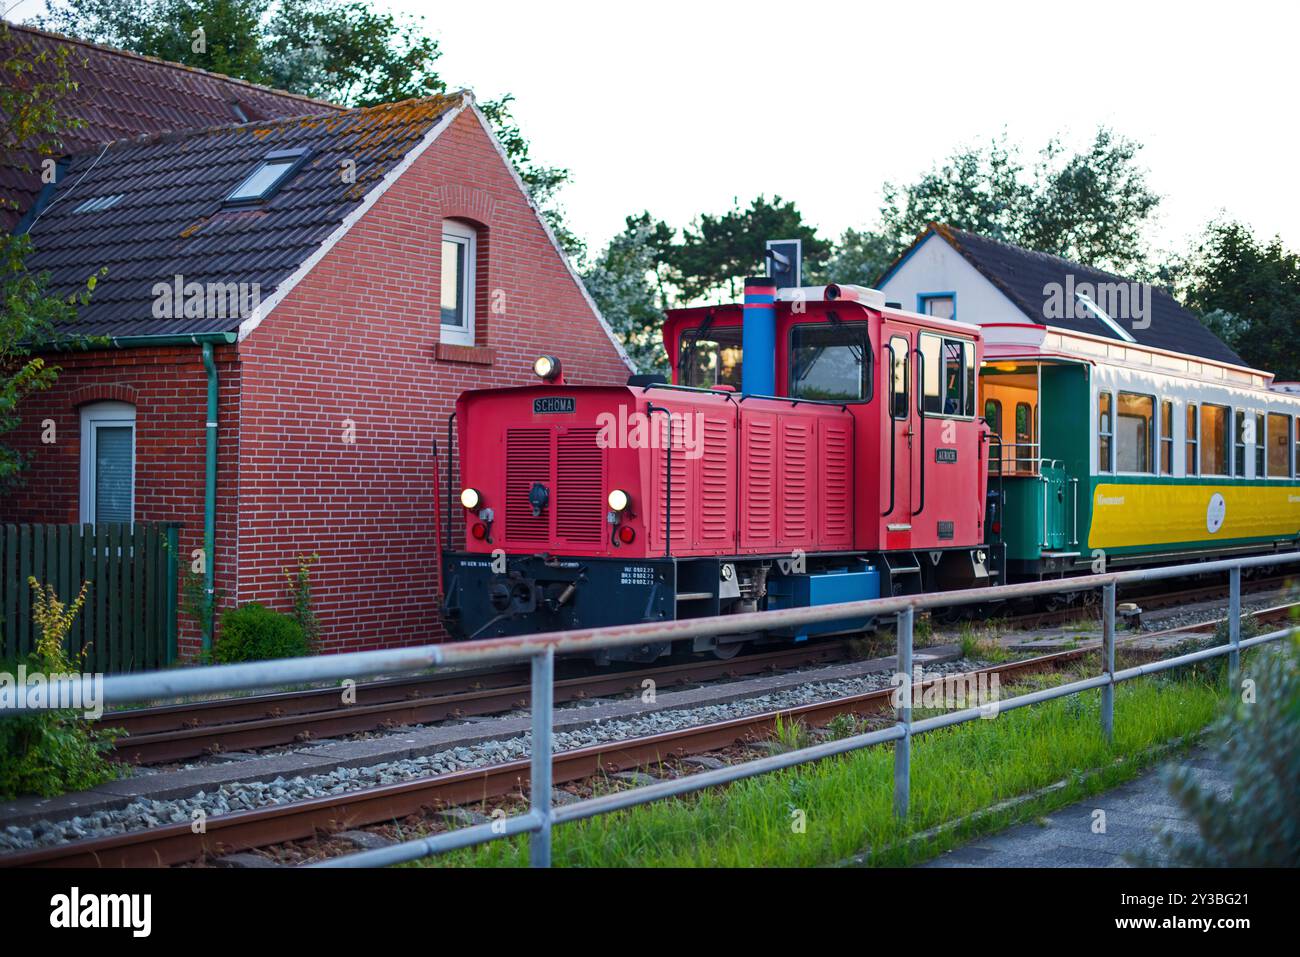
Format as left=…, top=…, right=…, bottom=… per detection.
left=934, top=605, right=966, bottom=626
left=712, top=640, right=745, bottom=660
left=1043, top=590, right=1077, bottom=613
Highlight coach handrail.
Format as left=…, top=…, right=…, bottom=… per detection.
left=914, top=347, right=926, bottom=516
left=883, top=341, right=898, bottom=518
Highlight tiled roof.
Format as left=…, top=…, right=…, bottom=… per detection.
left=21, top=94, right=464, bottom=338
left=885, top=224, right=1247, bottom=368
left=1, top=22, right=342, bottom=231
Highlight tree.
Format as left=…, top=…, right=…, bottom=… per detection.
left=40, top=0, right=576, bottom=253
left=581, top=216, right=671, bottom=374
left=878, top=126, right=1161, bottom=277
left=807, top=227, right=896, bottom=287
left=0, top=24, right=100, bottom=484
left=879, top=131, right=1031, bottom=253
left=40, top=0, right=439, bottom=106
left=479, top=94, right=581, bottom=258
left=667, top=195, right=831, bottom=301
left=1176, top=220, right=1300, bottom=379
left=42, top=0, right=270, bottom=86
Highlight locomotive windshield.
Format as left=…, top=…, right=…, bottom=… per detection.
left=679, top=325, right=743, bottom=389
left=789, top=323, right=871, bottom=402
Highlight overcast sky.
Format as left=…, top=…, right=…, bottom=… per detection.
left=12, top=0, right=1298, bottom=261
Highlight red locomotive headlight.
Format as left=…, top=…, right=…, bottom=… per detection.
left=471, top=522, right=487, bottom=540
left=617, top=525, right=636, bottom=544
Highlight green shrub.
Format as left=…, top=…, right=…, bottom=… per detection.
left=1143, top=636, right=1300, bottom=866
left=213, top=603, right=310, bottom=663
left=0, top=666, right=120, bottom=799
left=0, top=579, right=119, bottom=800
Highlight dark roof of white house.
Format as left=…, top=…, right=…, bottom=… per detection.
left=880, top=223, right=1246, bottom=367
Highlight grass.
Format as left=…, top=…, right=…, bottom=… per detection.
left=414, top=669, right=1224, bottom=868
left=958, top=624, right=1017, bottom=662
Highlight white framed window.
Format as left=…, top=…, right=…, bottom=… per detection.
left=440, top=220, right=477, bottom=346
left=1098, top=391, right=1114, bottom=473
left=80, top=402, right=135, bottom=526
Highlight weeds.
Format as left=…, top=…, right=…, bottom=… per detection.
left=0, top=579, right=119, bottom=799
left=770, top=712, right=814, bottom=753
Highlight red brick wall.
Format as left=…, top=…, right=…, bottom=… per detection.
left=233, top=108, right=630, bottom=653
left=0, top=345, right=241, bottom=660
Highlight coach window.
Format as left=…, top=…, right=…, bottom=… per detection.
left=1201, top=404, right=1230, bottom=476
left=440, top=220, right=477, bottom=347
left=1159, top=400, right=1174, bottom=475
left=889, top=335, right=909, bottom=418
left=1254, top=412, right=1266, bottom=478
left=1233, top=410, right=1248, bottom=477
left=984, top=398, right=1002, bottom=439
left=1295, top=416, right=1300, bottom=478
left=1015, top=402, right=1034, bottom=471
left=789, top=323, right=871, bottom=401
left=1117, top=393, right=1154, bottom=473
left=1098, top=392, right=1114, bottom=473
left=80, top=402, right=135, bottom=526
left=1186, top=405, right=1199, bottom=476
left=1267, top=412, right=1291, bottom=478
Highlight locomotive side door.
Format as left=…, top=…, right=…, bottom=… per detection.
left=883, top=327, right=914, bottom=549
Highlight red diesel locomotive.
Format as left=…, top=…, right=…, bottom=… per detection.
left=440, top=278, right=998, bottom=662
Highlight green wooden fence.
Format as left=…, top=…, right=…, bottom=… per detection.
left=0, top=523, right=180, bottom=673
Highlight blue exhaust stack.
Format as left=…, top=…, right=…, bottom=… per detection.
left=742, top=276, right=776, bottom=396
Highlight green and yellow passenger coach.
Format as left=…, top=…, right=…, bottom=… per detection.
left=980, top=322, right=1300, bottom=580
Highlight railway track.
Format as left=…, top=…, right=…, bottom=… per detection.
left=101, top=574, right=1298, bottom=766
left=103, top=642, right=852, bottom=765
left=13, top=598, right=1295, bottom=870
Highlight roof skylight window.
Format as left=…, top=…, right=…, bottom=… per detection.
left=225, top=149, right=309, bottom=204
left=1075, top=292, right=1138, bottom=344
left=73, top=194, right=124, bottom=213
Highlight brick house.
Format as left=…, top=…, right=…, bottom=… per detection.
left=3, top=63, right=633, bottom=656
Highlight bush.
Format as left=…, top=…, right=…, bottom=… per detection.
left=1144, top=636, right=1300, bottom=866
left=0, top=665, right=120, bottom=799
left=213, top=603, right=310, bottom=663
left=0, top=579, right=119, bottom=800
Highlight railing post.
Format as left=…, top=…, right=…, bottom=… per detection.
left=1101, top=581, right=1116, bottom=743
left=1228, top=564, right=1241, bottom=687
left=893, top=606, right=913, bottom=820
left=529, top=647, right=555, bottom=867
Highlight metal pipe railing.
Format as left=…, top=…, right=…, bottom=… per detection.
left=3, top=550, right=1297, bottom=869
